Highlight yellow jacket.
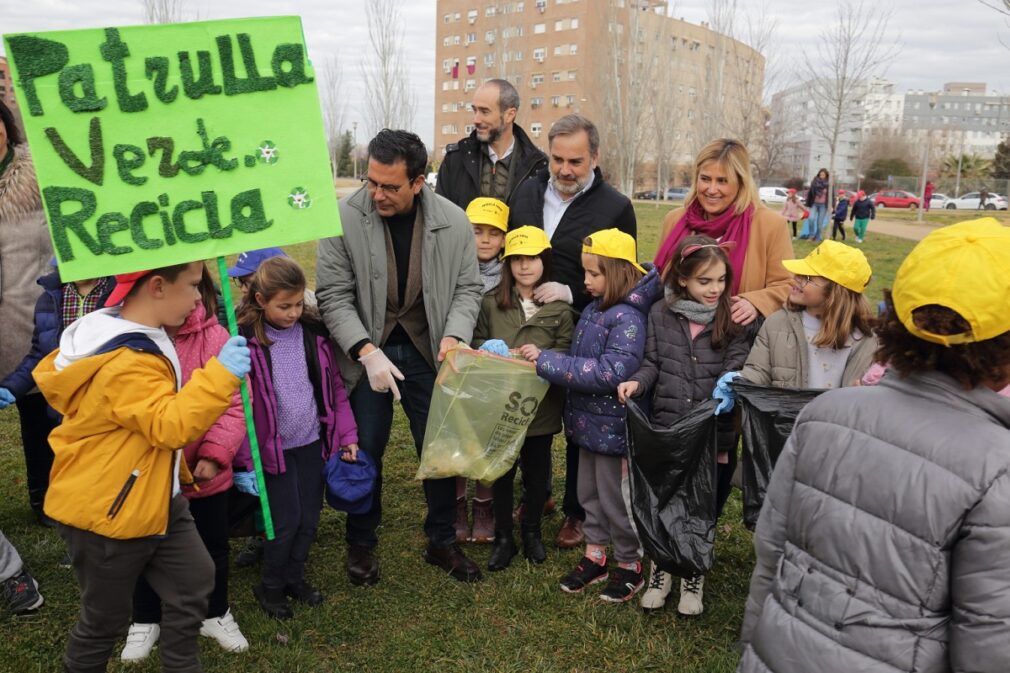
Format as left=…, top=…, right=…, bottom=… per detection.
left=34, top=344, right=239, bottom=539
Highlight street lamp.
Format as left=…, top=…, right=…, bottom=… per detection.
left=352, top=121, right=358, bottom=180
left=916, top=94, right=937, bottom=223
left=954, top=87, right=969, bottom=198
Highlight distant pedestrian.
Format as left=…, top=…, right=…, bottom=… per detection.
left=849, top=191, right=875, bottom=243
left=804, top=169, right=830, bottom=241
left=831, top=190, right=849, bottom=241
left=924, top=180, right=934, bottom=212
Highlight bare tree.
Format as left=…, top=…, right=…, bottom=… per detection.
left=318, top=54, right=346, bottom=178
left=141, top=0, right=192, bottom=23
left=360, top=0, right=415, bottom=134
left=803, top=0, right=899, bottom=195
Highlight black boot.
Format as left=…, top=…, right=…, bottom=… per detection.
left=487, top=531, right=518, bottom=571
left=254, top=583, right=293, bottom=619
left=521, top=524, right=547, bottom=564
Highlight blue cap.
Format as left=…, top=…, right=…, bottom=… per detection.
left=227, top=247, right=287, bottom=278
left=324, top=450, right=377, bottom=515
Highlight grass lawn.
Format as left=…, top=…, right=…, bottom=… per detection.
left=0, top=203, right=916, bottom=672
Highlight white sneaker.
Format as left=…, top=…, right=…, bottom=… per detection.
left=678, top=575, right=705, bottom=616
left=200, top=608, right=249, bottom=652
left=639, top=562, right=673, bottom=611
left=120, top=623, right=160, bottom=662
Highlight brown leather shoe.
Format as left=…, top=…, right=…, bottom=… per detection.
left=470, top=498, right=494, bottom=543
left=556, top=516, right=585, bottom=549
left=347, top=544, right=379, bottom=586
left=513, top=497, right=558, bottom=525
left=454, top=497, right=470, bottom=543
left=424, top=543, right=482, bottom=582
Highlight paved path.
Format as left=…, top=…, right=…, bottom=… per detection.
left=865, top=218, right=942, bottom=242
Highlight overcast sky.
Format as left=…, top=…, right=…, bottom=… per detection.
left=2, top=0, right=1007, bottom=147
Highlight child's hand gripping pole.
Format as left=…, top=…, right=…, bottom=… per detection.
left=216, top=257, right=275, bottom=540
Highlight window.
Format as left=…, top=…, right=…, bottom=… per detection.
left=468, top=9, right=478, bottom=23
left=531, top=73, right=545, bottom=86
left=568, top=70, right=577, bottom=80
left=441, top=124, right=458, bottom=135
left=555, top=18, right=579, bottom=30
left=443, top=37, right=453, bottom=47
left=551, top=95, right=561, bottom=106
left=485, top=30, right=496, bottom=43
left=552, top=71, right=562, bottom=81
left=465, top=78, right=477, bottom=91
left=533, top=47, right=546, bottom=62
left=570, top=43, right=578, bottom=55
left=536, top=0, right=546, bottom=10
left=454, top=35, right=461, bottom=45
left=485, top=6, right=496, bottom=16
left=566, top=95, right=575, bottom=106
left=466, top=32, right=477, bottom=44
left=443, top=13, right=452, bottom=23
left=484, top=53, right=495, bottom=66
left=534, top=23, right=546, bottom=33
left=514, top=50, right=524, bottom=61
left=530, top=122, right=543, bottom=137
left=465, top=124, right=475, bottom=134
left=531, top=96, right=543, bottom=107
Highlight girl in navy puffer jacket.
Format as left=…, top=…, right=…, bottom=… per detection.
left=519, top=229, right=661, bottom=604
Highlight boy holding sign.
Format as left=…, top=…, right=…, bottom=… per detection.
left=33, top=263, right=250, bottom=673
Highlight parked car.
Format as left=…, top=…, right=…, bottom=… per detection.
left=929, top=193, right=950, bottom=209
left=759, top=186, right=790, bottom=204
left=666, top=187, right=690, bottom=201
left=633, top=190, right=658, bottom=200
left=874, top=190, right=920, bottom=209
left=945, top=192, right=1009, bottom=210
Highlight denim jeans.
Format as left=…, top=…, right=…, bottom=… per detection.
left=808, top=203, right=829, bottom=241
left=345, top=342, right=456, bottom=548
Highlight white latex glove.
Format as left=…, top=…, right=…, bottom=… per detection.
left=532, top=282, right=573, bottom=305
left=360, top=348, right=405, bottom=401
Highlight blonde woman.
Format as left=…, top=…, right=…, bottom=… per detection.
left=654, top=139, right=794, bottom=327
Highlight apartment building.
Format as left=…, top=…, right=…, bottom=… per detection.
left=434, top=0, right=765, bottom=189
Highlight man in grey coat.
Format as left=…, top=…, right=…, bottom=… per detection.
left=316, top=129, right=484, bottom=585
left=738, top=219, right=1010, bottom=673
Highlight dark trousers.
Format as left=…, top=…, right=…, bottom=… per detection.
left=492, top=434, right=553, bottom=533
left=59, top=495, right=213, bottom=673
left=346, top=342, right=456, bottom=548
left=831, top=218, right=846, bottom=240
left=715, top=446, right=738, bottom=519
left=789, top=221, right=799, bottom=237
left=15, top=393, right=57, bottom=512
left=133, top=491, right=230, bottom=622
left=562, top=437, right=586, bottom=521
left=262, top=440, right=324, bottom=589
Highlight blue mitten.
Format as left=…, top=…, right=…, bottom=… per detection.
left=712, top=371, right=741, bottom=415
left=0, top=388, right=14, bottom=410
left=478, top=339, right=510, bottom=357
left=218, top=336, right=251, bottom=379
left=233, top=471, right=259, bottom=496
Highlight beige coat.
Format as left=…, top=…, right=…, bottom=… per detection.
left=658, top=205, right=794, bottom=318
left=0, top=145, right=52, bottom=378
left=740, top=308, right=877, bottom=389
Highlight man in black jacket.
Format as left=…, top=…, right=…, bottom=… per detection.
left=435, top=79, right=547, bottom=208
left=507, top=113, right=637, bottom=549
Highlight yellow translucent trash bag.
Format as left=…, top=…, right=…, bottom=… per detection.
left=416, top=345, right=549, bottom=485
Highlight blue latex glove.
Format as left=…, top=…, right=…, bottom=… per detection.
left=478, top=339, right=510, bottom=357
left=0, top=388, right=14, bottom=410
left=218, top=336, right=251, bottom=379
left=712, top=371, right=741, bottom=416
left=233, top=471, right=259, bottom=496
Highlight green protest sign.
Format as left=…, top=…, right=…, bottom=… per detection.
left=4, top=16, right=340, bottom=282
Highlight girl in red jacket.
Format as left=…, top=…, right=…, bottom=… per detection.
left=121, top=265, right=249, bottom=662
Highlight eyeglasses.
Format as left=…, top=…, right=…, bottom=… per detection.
left=232, top=277, right=251, bottom=290
left=361, top=175, right=417, bottom=195
left=794, top=275, right=828, bottom=289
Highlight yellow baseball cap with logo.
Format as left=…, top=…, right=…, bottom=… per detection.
left=504, top=226, right=552, bottom=258
left=892, top=217, right=1010, bottom=346
left=465, top=197, right=509, bottom=232
left=782, top=240, right=872, bottom=294
left=582, top=229, right=647, bottom=274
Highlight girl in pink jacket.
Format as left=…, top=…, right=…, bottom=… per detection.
left=120, top=265, right=250, bottom=662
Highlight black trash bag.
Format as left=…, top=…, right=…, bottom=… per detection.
left=625, top=398, right=719, bottom=578
left=735, top=381, right=824, bottom=529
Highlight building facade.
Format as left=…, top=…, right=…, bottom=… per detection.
left=433, top=0, right=765, bottom=191
left=0, top=57, right=19, bottom=115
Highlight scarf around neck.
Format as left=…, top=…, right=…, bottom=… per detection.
left=654, top=200, right=753, bottom=295
left=668, top=294, right=717, bottom=326
left=479, top=257, right=504, bottom=294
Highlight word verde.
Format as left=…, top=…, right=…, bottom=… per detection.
left=42, top=115, right=274, bottom=262
left=8, top=28, right=313, bottom=118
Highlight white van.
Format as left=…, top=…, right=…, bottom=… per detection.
left=759, top=187, right=789, bottom=204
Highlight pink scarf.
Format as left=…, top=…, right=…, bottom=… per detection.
left=654, top=200, right=754, bottom=295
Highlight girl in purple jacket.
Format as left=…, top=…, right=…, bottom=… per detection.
left=236, top=257, right=359, bottom=620
left=519, top=229, right=661, bottom=604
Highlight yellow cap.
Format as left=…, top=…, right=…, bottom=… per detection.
left=582, top=229, right=647, bottom=274
left=782, top=240, right=872, bottom=294
left=892, top=217, right=1010, bottom=345
left=465, top=197, right=509, bottom=232
left=504, top=226, right=552, bottom=258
